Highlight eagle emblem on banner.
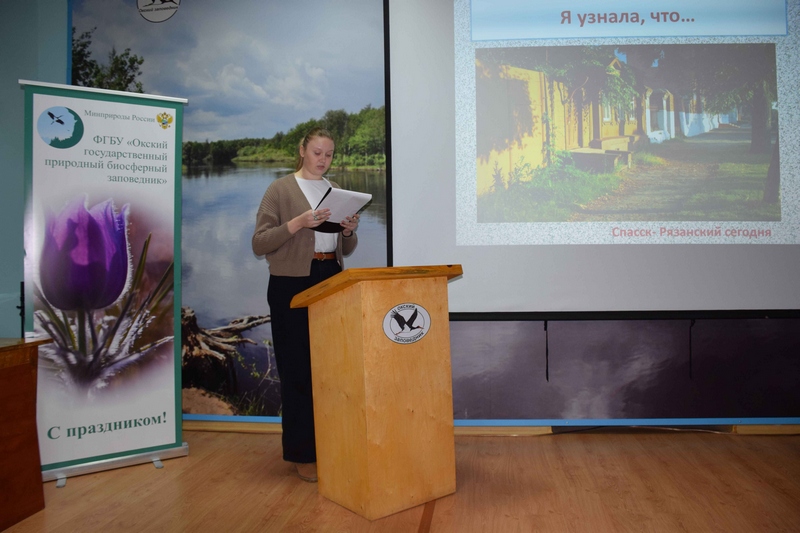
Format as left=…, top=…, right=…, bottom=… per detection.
left=156, top=112, right=174, bottom=129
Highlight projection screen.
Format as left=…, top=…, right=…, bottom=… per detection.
left=389, top=0, right=800, bottom=313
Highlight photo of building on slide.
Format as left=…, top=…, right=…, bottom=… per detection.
left=475, top=44, right=780, bottom=223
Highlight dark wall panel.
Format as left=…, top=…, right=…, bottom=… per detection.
left=548, top=320, right=691, bottom=419
left=450, top=321, right=545, bottom=419
left=450, top=318, right=800, bottom=422
left=691, top=319, right=800, bottom=418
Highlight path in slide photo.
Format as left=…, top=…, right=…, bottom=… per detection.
left=569, top=126, right=775, bottom=222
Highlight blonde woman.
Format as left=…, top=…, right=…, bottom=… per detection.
left=252, top=128, right=360, bottom=482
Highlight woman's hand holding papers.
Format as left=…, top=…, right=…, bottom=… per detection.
left=341, top=213, right=360, bottom=237
left=287, top=207, right=331, bottom=234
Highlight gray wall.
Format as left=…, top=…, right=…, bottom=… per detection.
left=0, top=0, right=68, bottom=337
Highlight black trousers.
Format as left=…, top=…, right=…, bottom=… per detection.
left=267, top=259, right=341, bottom=463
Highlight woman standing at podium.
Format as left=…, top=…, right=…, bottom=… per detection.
left=252, top=128, right=359, bottom=483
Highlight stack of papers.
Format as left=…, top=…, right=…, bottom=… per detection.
left=313, top=187, right=372, bottom=233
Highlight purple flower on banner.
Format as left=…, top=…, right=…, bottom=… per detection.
left=40, top=197, right=130, bottom=311
left=33, top=196, right=175, bottom=390
left=33, top=195, right=174, bottom=393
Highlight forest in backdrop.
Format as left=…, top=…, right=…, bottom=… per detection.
left=182, top=106, right=386, bottom=168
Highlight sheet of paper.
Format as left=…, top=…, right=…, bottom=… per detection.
left=316, top=187, right=372, bottom=222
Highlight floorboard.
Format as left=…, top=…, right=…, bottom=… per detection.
left=7, top=428, right=800, bottom=532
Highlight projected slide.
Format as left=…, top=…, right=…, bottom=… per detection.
left=389, top=0, right=800, bottom=313
left=455, top=1, right=796, bottom=245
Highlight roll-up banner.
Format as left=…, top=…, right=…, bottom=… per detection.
left=21, top=80, right=187, bottom=479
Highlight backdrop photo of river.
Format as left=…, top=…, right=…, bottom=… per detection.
left=181, top=164, right=387, bottom=416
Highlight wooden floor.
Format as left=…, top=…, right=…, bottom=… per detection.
left=8, top=428, right=800, bottom=532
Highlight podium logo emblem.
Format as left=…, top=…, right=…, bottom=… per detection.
left=383, top=303, right=431, bottom=344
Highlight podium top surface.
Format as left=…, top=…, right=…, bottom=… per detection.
left=290, top=264, right=463, bottom=308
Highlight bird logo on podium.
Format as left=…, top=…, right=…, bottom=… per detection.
left=383, top=303, right=431, bottom=344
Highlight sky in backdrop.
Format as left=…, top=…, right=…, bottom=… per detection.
left=72, top=0, right=386, bottom=141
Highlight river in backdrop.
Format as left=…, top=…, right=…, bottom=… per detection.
left=182, top=163, right=387, bottom=415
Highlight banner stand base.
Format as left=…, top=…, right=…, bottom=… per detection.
left=41, top=443, right=189, bottom=483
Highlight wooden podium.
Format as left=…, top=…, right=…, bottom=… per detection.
left=0, top=338, right=50, bottom=531
left=291, top=264, right=462, bottom=520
